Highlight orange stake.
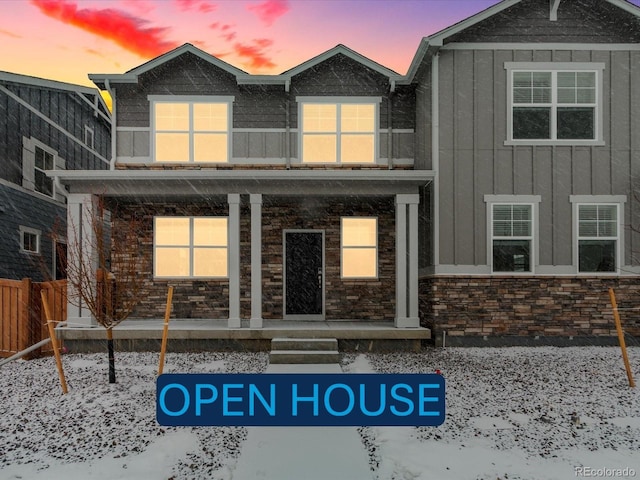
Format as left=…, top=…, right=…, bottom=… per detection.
left=41, top=290, right=68, bottom=394
left=158, top=286, right=174, bottom=375
left=608, top=288, right=636, bottom=388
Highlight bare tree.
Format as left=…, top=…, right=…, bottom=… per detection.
left=62, top=196, right=143, bottom=383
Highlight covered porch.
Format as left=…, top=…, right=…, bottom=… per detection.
left=55, top=169, right=434, bottom=333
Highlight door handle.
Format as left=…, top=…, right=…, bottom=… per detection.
left=317, top=267, right=322, bottom=288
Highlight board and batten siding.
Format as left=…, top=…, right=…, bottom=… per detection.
left=0, top=83, right=110, bottom=185
left=114, top=52, right=415, bottom=165
left=436, top=48, right=640, bottom=270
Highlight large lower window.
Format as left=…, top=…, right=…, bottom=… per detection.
left=507, top=63, right=603, bottom=143
left=491, top=204, right=533, bottom=272
left=154, top=217, right=228, bottom=278
left=577, top=204, right=618, bottom=272
left=341, top=217, right=377, bottom=278
left=152, top=98, right=231, bottom=162
left=299, top=98, right=377, bottom=163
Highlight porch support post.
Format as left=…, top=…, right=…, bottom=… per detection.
left=228, top=194, right=241, bottom=328
left=408, top=196, right=420, bottom=325
left=67, top=193, right=97, bottom=327
left=395, top=194, right=420, bottom=328
left=395, top=195, right=407, bottom=327
left=250, top=194, right=263, bottom=328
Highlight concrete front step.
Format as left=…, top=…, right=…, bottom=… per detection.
left=269, top=350, right=340, bottom=364
left=270, top=337, right=340, bottom=364
left=271, top=337, right=338, bottom=351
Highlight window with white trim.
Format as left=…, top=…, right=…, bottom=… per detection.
left=20, top=226, right=41, bottom=254
left=84, top=126, right=95, bottom=149
left=154, top=217, right=228, bottom=278
left=341, top=217, right=377, bottom=278
left=491, top=204, right=533, bottom=272
left=577, top=204, right=618, bottom=272
left=34, top=145, right=55, bottom=197
left=507, top=63, right=603, bottom=143
left=152, top=99, right=231, bottom=162
left=300, top=99, right=377, bottom=163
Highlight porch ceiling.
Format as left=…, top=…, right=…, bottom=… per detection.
left=52, top=169, right=434, bottom=198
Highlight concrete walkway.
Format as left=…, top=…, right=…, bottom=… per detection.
left=231, top=363, right=373, bottom=480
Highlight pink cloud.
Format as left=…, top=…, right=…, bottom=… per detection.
left=247, top=0, right=289, bottom=26
left=0, top=28, right=21, bottom=38
left=175, top=0, right=216, bottom=14
left=31, top=0, right=178, bottom=58
left=234, top=39, right=276, bottom=69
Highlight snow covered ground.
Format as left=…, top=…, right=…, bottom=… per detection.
left=1, top=346, right=639, bottom=480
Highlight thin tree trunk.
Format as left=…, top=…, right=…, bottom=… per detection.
left=106, top=328, right=116, bottom=384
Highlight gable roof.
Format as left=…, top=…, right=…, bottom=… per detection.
left=405, top=0, right=640, bottom=83
left=90, top=43, right=402, bottom=92
left=89, top=43, right=248, bottom=89
left=0, top=70, right=110, bottom=118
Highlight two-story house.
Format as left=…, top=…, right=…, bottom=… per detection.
left=55, top=43, right=432, bottom=348
left=0, top=72, right=111, bottom=282
left=56, top=0, right=640, bottom=347
left=409, top=0, right=640, bottom=344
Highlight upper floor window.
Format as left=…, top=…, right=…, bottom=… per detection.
left=22, top=137, right=65, bottom=201
left=298, top=97, right=379, bottom=164
left=150, top=96, right=233, bottom=163
left=34, top=146, right=54, bottom=196
left=84, top=126, right=95, bottom=149
left=506, top=63, right=604, bottom=145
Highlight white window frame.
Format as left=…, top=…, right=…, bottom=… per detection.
left=20, top=226, right=41, bottom=254
left=153, top=216, right=228, bottom=279
left=485, top=195, right=541, bottom=274
left=505, top=62, right=604, bottom=146
left=570, top=195, right=625, bottom=275
left=340, top=217, right=378, bottom=279
left=149, top=95, right=234, bottom=163
left=84, top=126, right=95, bottom=149
left=297, top=96, right=381, bottom=164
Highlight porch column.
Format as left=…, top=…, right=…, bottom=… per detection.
left=395, top=194, right=420, bottom=328
left=228, top=194, right=241, bottom=328
left=250, top=194, right=263, bottom=328
left=66, top=194, right=98, bottom=327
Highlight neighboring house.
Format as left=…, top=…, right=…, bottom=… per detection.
left=57, top=0, right=640, bottom=344
left=408, top=0, right=640, bottom=343
left=0, top=72, right=111, bottom=282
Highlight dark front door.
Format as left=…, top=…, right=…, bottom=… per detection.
left=284, top=231, right=323, bottom=318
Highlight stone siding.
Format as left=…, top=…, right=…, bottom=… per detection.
left=111, top=196, right=396, bottom=321
left=420, top=276, right=640, bottom=340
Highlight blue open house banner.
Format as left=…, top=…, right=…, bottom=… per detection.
left=157, top=373, right=445, bottom=427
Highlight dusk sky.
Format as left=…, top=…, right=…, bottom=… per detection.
left=3, top=0, right=640, bottom=94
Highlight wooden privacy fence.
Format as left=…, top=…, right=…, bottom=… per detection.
left=0, top=278, right=67, bottom=359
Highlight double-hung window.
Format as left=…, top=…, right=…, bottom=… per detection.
left=154, top=217, right=228, bottom=278
left=341, top=217, right=377, bottom=278
left=491, top=204, right=533, bottom=272
left=506, top=63, right=603, bottom=144
left=485, top=196, right=540, bottom=273
left=151, top=97, right=232, bottom=162
left=34, top=146, right=54, bottom=197
left=299, top=97, right=378, bottom=164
